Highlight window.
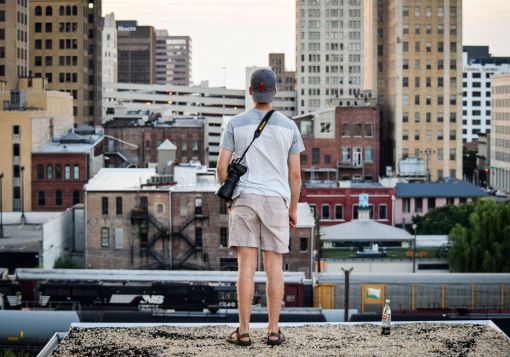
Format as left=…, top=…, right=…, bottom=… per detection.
left=13, top=143, right=20, bottom=156
left=101, top=227, right=110, bottom=247
left=55, top=164, right=62, bottom=179
left=38, top=191, right=45, bottom=206
left=320, top=122, right=331, bottom=133
left=102, top=197, right=108, bottom=215
left=73, top=165, right=79, bottom=179
left=312, top=148, right=320, bottom=164
left=335, top=205, right=343, bottom=220
left=47, top=165, right=53, bottom=179
left=321, top=204, right=330, bottom=220
left=403, top=198, right=411, bottom=213
left=72, top=191, right=80, bottom=205
left=195, top=227, right=203, bottom=248
left=45, top=6, right=52, bottom=16
left=378, top=204, right=388, bottom=220
left=300, top=237, right=308, bottom=252
left=342, top=123, right=350, bottom=136
left=64, top=165, right=71, bottom=179
left=55, top=191, right=63, bottom=206
left=365, top=124, right=373, bottom=137
left=35, top=23, right=42, bottom=33
left=415, top=198, right=423, bottom=213
left=35, top=6, right=42, bottom=16
left=220, top=227, right=228, bottom=247
left=45, top=23, right=52, bottom=32
left=37, top=164, right=44, bottom=180
left=116, top=197, right=122, bottom=215
left=353, top=123, right=362, bottom=136
left=342, top=147, right=350, bottom=162
left=365, top=147, right=373, bottom=162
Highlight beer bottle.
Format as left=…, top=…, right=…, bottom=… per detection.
left=381, top=299, right=391, bottom=335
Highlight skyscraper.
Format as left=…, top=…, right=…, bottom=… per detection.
left=29, top=0, right=102, bottom=125
left=0, top=0, right=29, bottom=88
left=155, top=29, right=170, bottom=85
left=375, top=0, right=462, bottom=180
left=296, top=0, right=365, bottom=115
left=116, top=20, right=156, bottom=85
left=167, top=36, right=192, bottom=86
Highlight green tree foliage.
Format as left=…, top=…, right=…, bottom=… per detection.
left=53, top=255, right=80, bottom=269
left=448, top=200, right=510, bottom=272
left=463, top=146, right=477, bottom=181
left=412, top=203, right=475, bottom=235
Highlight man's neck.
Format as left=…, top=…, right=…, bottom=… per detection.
left=253, top=103, right=272, bottom=112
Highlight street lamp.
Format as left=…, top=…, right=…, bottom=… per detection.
left=0, top=172, right=3, bottom=238
left=412, top=224, right=417, bottom=273
left=20, top=165, right=25, bottom=225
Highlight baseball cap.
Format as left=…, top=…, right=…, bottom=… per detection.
left=250, top=68, right=277, bottom=103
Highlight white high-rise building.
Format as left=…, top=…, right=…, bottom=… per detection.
left=102, top=12, right=118, bottom=118
left=462, top=46, right=510, bottom=143
left=155, top=29, right=171, bottom=85
left=296, top=0, right=365, bottom=115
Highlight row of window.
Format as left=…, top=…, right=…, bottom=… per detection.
left=403, top=77, right=457, bottom=88
left=403, top=112, right=456, bottom=124
left=402, top=5, right=457, bottom=18
left=401, top=24, right=457, bottom=36
left=403, top=41, right=457, bottom=53
left=402, top=95, right=457, bottom=106
left=403, top=130, right=457, bottom=142
left=402, top=59, right=456, bottom=71
left=401, top=197, right=466, bottom=213
left=34, top=5, right=78, bottom=17
left=310, top=203, right=388, bottom=221
left=36, top=164, right=80, bottom=180
left=38, top=190, right=80, bottom=207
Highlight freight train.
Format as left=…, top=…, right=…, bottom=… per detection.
left=1, top=269, right=510, bottom=314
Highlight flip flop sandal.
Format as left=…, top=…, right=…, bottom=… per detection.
left=227, top=328, right=252, bottom=347
left=267, top=329, right=285, bottom=346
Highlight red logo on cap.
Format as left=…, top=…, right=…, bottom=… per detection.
left=258, top=82, right=266, bottom=91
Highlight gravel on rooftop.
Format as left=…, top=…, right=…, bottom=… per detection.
left=51, top=323, right=510, bottom=356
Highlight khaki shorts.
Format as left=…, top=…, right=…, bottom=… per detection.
left=228, top=193, right=289, bottom=254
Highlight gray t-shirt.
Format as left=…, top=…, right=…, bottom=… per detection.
left=220, top=108, right=305, bottom=203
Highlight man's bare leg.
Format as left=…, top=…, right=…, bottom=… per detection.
left=237, top=247, right=258, bottom=340
left=263, top=250, right=284, bottom=339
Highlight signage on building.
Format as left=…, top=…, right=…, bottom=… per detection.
left=118, top=26, right=136, bottom=32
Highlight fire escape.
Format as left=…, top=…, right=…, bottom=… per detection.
left=131, top=208, right=171, bottom=269
left=172, top=203, right=209, bottom=269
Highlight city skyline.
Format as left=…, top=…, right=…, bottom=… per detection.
left=103, top=0, right=510, bottom=89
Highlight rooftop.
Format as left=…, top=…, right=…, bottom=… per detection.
left=33, top=130, right=103, bottom=154
left=321, top=220, right=412, bottom=242
left=396, top=181, right=487, bottom=198
left=85, top=168, right=157, bottom=192
left=42, top=321, right=510, bottom=357
left=0, top=224, right=43, bottom=252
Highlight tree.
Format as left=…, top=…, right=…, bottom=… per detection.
left=53, top=255, right=80, bottom=269
left=463, top=145, right=477, bottom=182
left=412, top=203, right=475, bottom=235
left=448, top=199, right=510, bottom=272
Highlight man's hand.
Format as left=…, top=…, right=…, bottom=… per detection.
left=289, top=208, right=297, bottom=228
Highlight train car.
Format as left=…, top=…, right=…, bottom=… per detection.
left=15, top=269, right=307, bottom=312
left=315, top=273, right=510, bottom=314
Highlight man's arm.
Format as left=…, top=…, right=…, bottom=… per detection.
left=288, top=153, right=301, bottom=228
left=216, top=148, right=233, bottom=184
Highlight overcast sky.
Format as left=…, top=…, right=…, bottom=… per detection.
left=103, top=0, right=510, bottom=89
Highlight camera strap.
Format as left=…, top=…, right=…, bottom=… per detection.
left=237, top=109, right=274, bottom=162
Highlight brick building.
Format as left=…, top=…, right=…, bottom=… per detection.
left=31, top=124, right=104, bottom=211
left=84, top=167, right=315, bottom=277
left=103, top=116, right=207, bottom=168
left=294, top=106, right=380, bottom=183
left=300, top=181, right=395, bottom=227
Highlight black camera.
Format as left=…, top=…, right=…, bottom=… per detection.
left=216, top=159, right=248, bottom=201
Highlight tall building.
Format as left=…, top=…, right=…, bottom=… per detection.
left=490, top=73, right=510, bottom=192
left=29, top=0, right=102, bottom=126
left=269, top=53, right=296, bottom=92
left=296, top=0, right=365, bottom=114
left=462, top=46, right=510, bottom=143
left=102, top=12, right=117, bottom=119
left=0, top=0, right=29, bottom=88
left=375, top=0, right=463, bottom=181
left=167, top=36, right=192, bottom=86
left=0, top=78, right=74, bottom=212
left=116, top=20, right=156, bottom=84
left=102, top=12, right=117, bottom=85
left=155, top=29, right=170, bottom=84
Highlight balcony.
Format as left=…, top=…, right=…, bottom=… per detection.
left=336, top=159, right=363, bottom=169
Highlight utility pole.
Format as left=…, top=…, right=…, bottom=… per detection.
left=342, top=267, right=354, bottom=322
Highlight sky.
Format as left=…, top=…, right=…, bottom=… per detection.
left=103, top=0, right=510, bottom=90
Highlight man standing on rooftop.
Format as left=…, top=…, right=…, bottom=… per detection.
left=216, top=68, right=304, bottom=346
